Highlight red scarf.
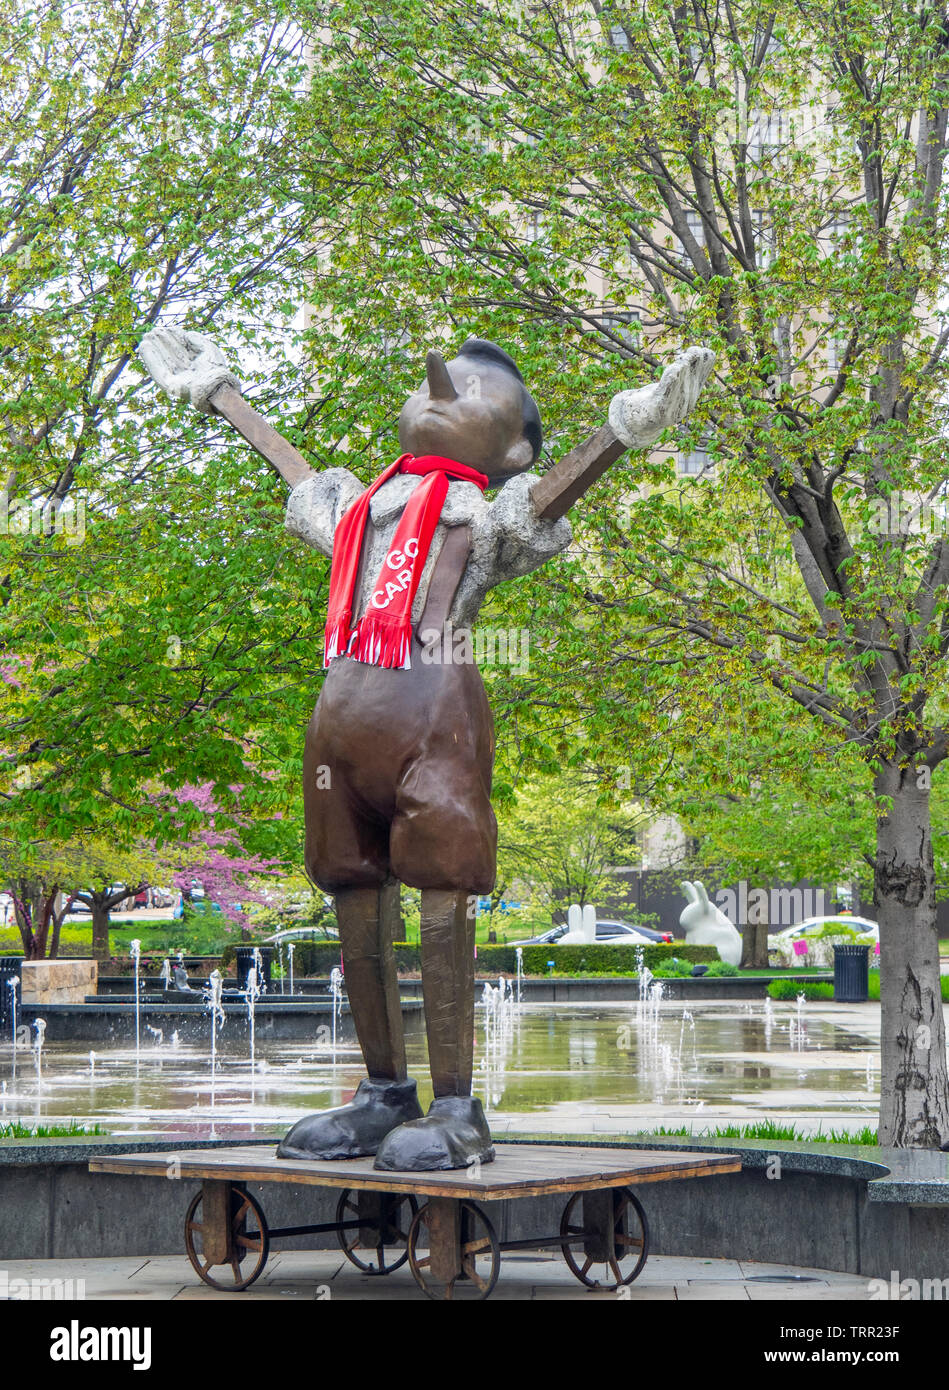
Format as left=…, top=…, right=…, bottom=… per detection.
left=324, top=453, right=489, bottom=670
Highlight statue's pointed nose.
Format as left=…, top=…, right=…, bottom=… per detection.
left=426, top=350, right=458, bottom=401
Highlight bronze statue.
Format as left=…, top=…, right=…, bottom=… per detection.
left=138, top=328, right=714, bottom=1170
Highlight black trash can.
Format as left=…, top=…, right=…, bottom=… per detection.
left=0, top=955, right=23, bottom=1028
left=234, top=946, right=274, bottom=992
left=833, top=943, right=870, bottom=1002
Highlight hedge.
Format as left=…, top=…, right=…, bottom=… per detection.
left=517, top=943, right=718, bottom=975
left=223, top=940, right=718, bottom=977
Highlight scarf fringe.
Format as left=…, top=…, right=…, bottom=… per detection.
left=352, top=613, right=413, bottom=670
left=323, top=618, right=350, bottom=668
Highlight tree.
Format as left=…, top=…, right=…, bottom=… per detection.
left=163, top=782, right=288, bottom=942
left=0, top=780, right=292, bottom=958
left=64, top=851, right=149, bottom=960
left=294, top=0, right=949, bottom=1145
left=1, top=1, right=324, bottom=878
left=0, top=834, right=153, bottom=959
left=496, top=775, right=643, bottom=910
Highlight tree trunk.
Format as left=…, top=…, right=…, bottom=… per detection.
left=12, top=899, right=35, bottom=958
left=741, top=922, right=770, bottom=967
left=90, top=901, right=110, bottom=961
left=13, top=882, right=47, bottom=959
left=49, top=909, right=63, bottom=959
left=741, top=888, right=770, bottom=968
left=875, top=763, right=949, bottom=1147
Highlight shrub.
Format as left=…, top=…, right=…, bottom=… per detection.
left=295, top=941, right=346, bottom=975
left=652, top=958, right=694, bottom=978
left=768, top=980, right=834, bottom=1001
left=519, top=943, right=718, bottom=975
left=769, top=970, right=948, bottom=1002
left=474, top=945, right=518, bottom=972
left=219, top=940, right=344, bottom=976
left=811, top=921, right=857, bottom=940
left=703, top=961, right=740, bottom=977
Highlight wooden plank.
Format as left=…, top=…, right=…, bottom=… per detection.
left=357, top=1190, right=383, bottom=1248
left=90, top=1143, right=737, bottom=1177
left=530, top=423, right=627, bottom=522
left=581, top=1189, right=613, bottom=1263
left=209, top=385, right=314, bottom=491
left=427, top=1198, right=462, bottom=1284
left=90, top=1142, right=736, bottom=1181
left=90, top=1144, right=740, bottom=1201
left=201, top=1180, right=231, bottom=1266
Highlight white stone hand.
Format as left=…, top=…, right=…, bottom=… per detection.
left=137, top=326, right=242, bottom=415
left=608, top=346, right=716, bottom=450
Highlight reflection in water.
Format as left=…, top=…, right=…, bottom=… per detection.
left=0, top=1000, right=879, bottom=1140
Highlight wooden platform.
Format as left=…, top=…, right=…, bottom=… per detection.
left=90, top=1143, right=740, bottom=1201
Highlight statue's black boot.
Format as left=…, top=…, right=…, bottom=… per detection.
left=373, top=1095, right=495, bottom=1172
left=276, top=1078, right=423, bottom=1160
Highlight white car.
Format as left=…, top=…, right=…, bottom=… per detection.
left=770, top=914, right=879, bottom=946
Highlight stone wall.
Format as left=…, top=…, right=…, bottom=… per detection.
left=19, top=959, right=97, bottom=1006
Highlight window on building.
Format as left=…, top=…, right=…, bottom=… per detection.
left=684, top=209, right=707, bottom=248
left=608, top=23, right=631, bottom=50
left=827, top=218, right=850, bottom=249
left=755, top=30, right=783, bottom=63
left=596, top=309, right=640, bottom=354
left=752, top=209, right=776, bottom=267
left=524, top=211, right=545, bottom=244
left=678, top=446, right=709, bottom=475
left=381, top=328, right=411, bottom=357
left=827, top=335, right=846, bottom=371
left=747, top=109, right=785, bottom=164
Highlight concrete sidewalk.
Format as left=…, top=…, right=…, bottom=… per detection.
left=0, top=1252, right=874, bottom=1301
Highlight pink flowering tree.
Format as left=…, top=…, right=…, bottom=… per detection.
left=162, top=783, right=288, bottom=941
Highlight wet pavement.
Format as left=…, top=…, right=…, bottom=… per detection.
left=0, top=1250, right=876, bottom=1301
left=0, top=997, right=891, bottom=1141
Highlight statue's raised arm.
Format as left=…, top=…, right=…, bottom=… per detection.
left=137, top=326, right=315, bottom=490
left=532, top=346, right=716, bottom=520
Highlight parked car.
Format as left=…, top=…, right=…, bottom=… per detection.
left=265, top=926, right=340, bottom=945
left=511, top=918, right=672, bottom=947
left=769, top=915, right=879, bottom=946
left=510, top=924, right=569, bottom=947
left=595, top=919, right=674, bottom=945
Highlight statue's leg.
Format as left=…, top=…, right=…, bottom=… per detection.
left=417, top=888, right=475, bottom=1097
left=373, top=887, right=494, bottom=1172
left=276, top=881, right=421, bottom=1160
left=337, top=882, right=407, bottom=1083
left=278, top=687, right=423, bottom=1161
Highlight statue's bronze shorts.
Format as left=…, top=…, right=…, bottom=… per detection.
left=302, top=649, right=498, bottom=893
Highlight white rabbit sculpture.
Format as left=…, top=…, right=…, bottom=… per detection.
left=679, top=881, right=743, bottom=967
